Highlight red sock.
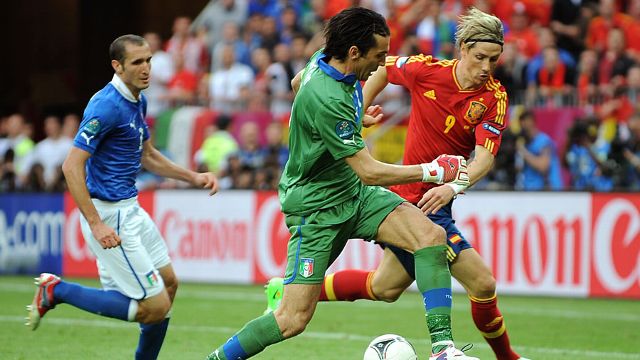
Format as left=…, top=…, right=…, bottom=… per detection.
left=319, top=269, right=376, bottom=301
left=470, top=294, right=520, bottom=360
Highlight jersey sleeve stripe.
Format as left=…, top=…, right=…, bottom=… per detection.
left=385, top=56, right=398, bottom=66
left=406, top=54, right=434, bottom=65
left=483, top=138, right=496, bottom=153
left=485, top=78, right=507, bottom=125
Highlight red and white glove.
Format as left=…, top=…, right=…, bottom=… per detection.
left=420, top=155, right=470, bottom=189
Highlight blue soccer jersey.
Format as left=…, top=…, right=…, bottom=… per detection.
left=73, top=75, right=150, bottom=201
left=519, top=132, right=563, bottom=190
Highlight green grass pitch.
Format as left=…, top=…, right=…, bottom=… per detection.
left=1, top=276, right=639, bottom=359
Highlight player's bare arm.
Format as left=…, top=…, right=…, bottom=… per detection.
left=418, top=145, right=494, bottom=214
left=141, top=140, right=219, bottom=195
left=363, top=65, right=388, bottom=109
left=62, top=147, right=121, bottom=249
left=345, top=147, right=468, bottom=186
left=362, top=65, right=389, bottom=127
left=518, top=142, right=551, bottom=174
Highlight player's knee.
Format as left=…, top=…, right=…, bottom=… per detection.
left=165, top=278, right=178, bottom=303
left=418, top=222, right=446, bottom=248
left=373, top=287, right=403, bottom=303
left=469, top=274, right=496, bottom=299
left=137, top=294, right=172, bottom=324
left=288, top=314, right=310, bottom=337
left=275, top=308, right=312, bottom=338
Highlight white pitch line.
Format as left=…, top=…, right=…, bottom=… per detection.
left=2, top=282, right=639, bottom=322
left=1, top=315, right=638, bottom=359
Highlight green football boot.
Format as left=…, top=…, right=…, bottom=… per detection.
left=263, top=277, right=284, bottom=314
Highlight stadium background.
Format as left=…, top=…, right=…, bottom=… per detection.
left=0, top=0, right=640, bottom=298
left=1, top=0, right=640, bottom=359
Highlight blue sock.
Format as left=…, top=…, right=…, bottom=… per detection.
left=135, top=317, right=170, bottom=360
left=53, top=280, right=135, bottom=321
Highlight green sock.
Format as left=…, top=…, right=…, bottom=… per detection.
left=206, top=312, right=284, bottom=360
left=414, top=245, right=454, bottom=352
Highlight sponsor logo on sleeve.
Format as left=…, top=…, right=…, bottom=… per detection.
left=482, top=123, right=502, bottom=136
left=79, top=118, right=101, bottom=145
left=84, top=119, right=101, bottom=134
left=335, top=120, right=355, bottom=140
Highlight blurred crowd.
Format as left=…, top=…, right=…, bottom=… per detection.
left=2, top=0, right=640, bottom=192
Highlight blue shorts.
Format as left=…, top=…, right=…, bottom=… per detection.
left=386, top=202, right=472, bottom=279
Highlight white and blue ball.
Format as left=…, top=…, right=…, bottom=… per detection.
left=363, top=334, right=418, bottom=360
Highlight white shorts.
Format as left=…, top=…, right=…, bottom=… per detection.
left=80, top=197, right=170, bottom=300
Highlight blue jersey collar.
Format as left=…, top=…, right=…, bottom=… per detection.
left=317, top=53, right=357, bottom=86
left=110, top=74, right=139, bottom=103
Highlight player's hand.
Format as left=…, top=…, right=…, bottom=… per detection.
left=417, top=185, right=456, bottom=215
left=436, top=154, right=469, bottom=185
left=91, top=222, right=121, bottom=249
left=193, top=172, right=219, bottom=196
left=363, top=105, right=383, bottom=128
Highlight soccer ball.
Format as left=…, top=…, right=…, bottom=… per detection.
left=363, top=334, right=418, bottom=360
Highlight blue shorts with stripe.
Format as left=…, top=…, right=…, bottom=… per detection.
left=386, top=201, right=472, bottom=279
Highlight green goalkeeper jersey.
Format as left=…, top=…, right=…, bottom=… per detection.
left=278, top=50, right=366, bottom=215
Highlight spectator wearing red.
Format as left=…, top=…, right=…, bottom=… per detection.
left=504, top=3, right=541, bottom=59
left=585, top=0, right=632, bottom=53
left=166, top=55, right=199, bottom=106
left=624, top=0, right=640, bottom=61
left=528, top=46, right=575, bottom=105
left=165, top=16, right=209, bottom=77
left=597, top=27, right=635, bottom=98
left=575, top=49, right=599, bottom=104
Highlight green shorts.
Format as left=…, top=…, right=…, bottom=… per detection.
left=283, top=185, right=405, bottom=285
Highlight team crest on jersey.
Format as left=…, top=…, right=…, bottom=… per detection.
left=299, top=258, right=314, bottom=278
left=335, top=120, right=355, bottom=140
left=84, top=118, right=101, bottom=134
left=145, top=271, right=159, bottom=286
left=464, top=101, right=487, bottom=124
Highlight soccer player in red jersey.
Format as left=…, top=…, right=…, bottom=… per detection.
left=266, top=7, right=528, bottom=360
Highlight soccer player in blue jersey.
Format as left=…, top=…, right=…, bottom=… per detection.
left=25, top=34, right=218, bottom=359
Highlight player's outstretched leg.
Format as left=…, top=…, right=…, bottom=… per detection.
left=26, top=273, right=138, bottom=330
left=136, top=318, right=171, bottom=360
left=470, top=294, right=529, bottom=360
left=206, top=310, right=284, bottom=359
left=26, top=273, right=61, bottom=330
left=263, top=270, right=376, bottom=314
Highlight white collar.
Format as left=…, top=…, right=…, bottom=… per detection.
left=110, top=74, right=138, bottom=103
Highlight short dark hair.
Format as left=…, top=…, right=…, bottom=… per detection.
left=109, top=34, right=147, bottom=64
left=216, top=114, right=233, bottom=130
left=323, top=7, right=390, bottom=61
left=519, top=110, right=534, bottom=122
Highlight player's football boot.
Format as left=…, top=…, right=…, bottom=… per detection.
left=25, top=273, right=60, bottom=330
left=263, top=277, right=284, bottom=314
left=428, top=341, right=479, bottom=360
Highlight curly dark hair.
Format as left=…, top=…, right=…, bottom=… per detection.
left=323, top=7, right=390, bottom=61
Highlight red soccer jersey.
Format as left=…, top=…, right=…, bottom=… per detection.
left=384, top=54, right=508, bottom=204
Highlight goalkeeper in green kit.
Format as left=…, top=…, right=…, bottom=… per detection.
left=205, top=7, right=476, bottom=360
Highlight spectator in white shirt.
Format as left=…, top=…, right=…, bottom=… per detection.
left=22, top=115, right=73, bottom=190
left=206, top=44, right=254, bottom=113
left=143, top=32, right=175, bottom=118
